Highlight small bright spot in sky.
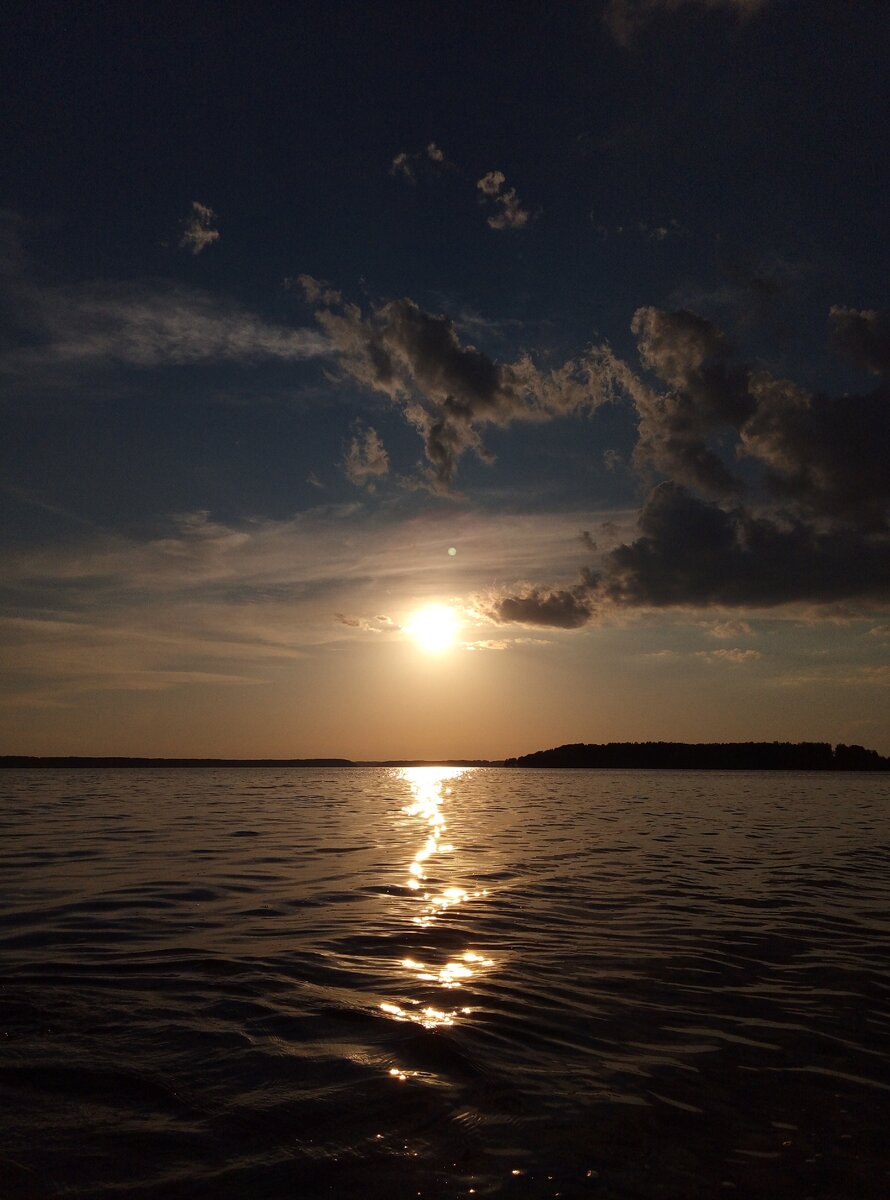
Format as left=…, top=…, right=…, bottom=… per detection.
left=405, top=605, right=459, bottom=653
left=447, top=546, right=457, bottom=556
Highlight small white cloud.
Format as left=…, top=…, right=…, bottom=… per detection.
left=390, top=151, right=415, bottom=181
left=391, top=143, right=451, bottom=182
left=477, top=170, right=506, bottom=198
left=476, top=171, right=533, bottom=231
left=179, top=201, right=219, bottom=255
left=343, top=426, right=390, bottom=490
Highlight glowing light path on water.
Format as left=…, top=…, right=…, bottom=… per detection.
left=380, top=767, right=492, bottom=1034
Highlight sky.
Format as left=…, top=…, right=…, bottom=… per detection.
left=2, top=0, right=889, bottom=759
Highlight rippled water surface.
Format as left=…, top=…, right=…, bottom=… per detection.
left=3, top=767, right=890, bottom=1198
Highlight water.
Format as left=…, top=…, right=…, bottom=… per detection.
left=2, top=767, right=890, bottom=1199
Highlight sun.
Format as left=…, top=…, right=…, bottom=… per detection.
left=405, top=605, right=459, bottom=654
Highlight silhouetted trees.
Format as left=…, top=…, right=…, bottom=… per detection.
left=505, top=741, right=889, bottom=770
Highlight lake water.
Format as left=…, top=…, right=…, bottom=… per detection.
left=2, top=767, right=890, bottom=1198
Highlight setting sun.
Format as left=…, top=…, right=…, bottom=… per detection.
left=405, top=605, right=459, bottom=653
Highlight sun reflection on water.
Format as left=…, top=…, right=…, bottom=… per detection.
left=379, top=767, right=493, bottom=1034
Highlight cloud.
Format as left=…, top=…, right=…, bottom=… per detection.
left=773, top=664, right=890, bottom=689
left=479, top=578, right=598, bottom=629
left=601, top=484, right=890, bottom=608
left=391, top=142, right=451, bottom=182
left=707, top=619, right=753, bottom=639
left=1, top=279, right=329, bottom=381
left=739, top=373, right=890, bottom=527
left=625, top=305, right=890, bottom=526
left=1, top=506, right=622, bottom=708
left=604, top=0, right=769, bottom=45
left=629, top=306, right=752, bottom=496
left=476, top=171, right=534, bottom=231
left=343, top=425, right=390, bottom=490
left=829, top=306, right=890, bottom=378
left=464, top=637, right=551, bottom=651
left=482, top=477, right=890, bottom=628
left=294, top=274, right=342, bottom=306
left=335, top=612, right=399, bottom=634
left=0, top=216, right=329, bottom=386
left=302, top=282, right=618, bottom=489
left=179, top=201, right=219, bottom=255
left=697, top=647, right=762, bottom=664
left=455, top=302, right=890, bottom=627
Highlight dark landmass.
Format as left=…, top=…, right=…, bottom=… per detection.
left=2, top=744, right=888, bottom=769
left=0, top=756, right=499, bottom=769
left=505, top=742, right=890, bottom=771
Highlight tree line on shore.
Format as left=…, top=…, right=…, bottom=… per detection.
left=505, top=742, right=890, bottom=770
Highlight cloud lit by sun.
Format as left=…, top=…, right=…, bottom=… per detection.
left=405, top=605, right=459, bottom=653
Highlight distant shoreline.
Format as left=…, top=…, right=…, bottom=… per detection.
left=1, top=741, right=888, bottom=770
left=0, top=756, right=500, bottom=769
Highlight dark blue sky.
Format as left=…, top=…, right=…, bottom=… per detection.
left=2, top=0, right=889, bottom=756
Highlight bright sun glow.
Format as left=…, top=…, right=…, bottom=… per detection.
left=405, top=605, right=459, bottom=653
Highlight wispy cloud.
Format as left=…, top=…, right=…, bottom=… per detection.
left=773, top=664, right=890, bottom=689
left=604, top=0, right=770, bottom=45
left=343, top=425, right=390, bottom=490
left=179, top=200, right=220, bottom=255
left=0, top=505, right=623, bottom=707
left=707, top=619, right=754, bottom=639
left=2, top=280, right=329, bottom=382
left=0, top=216, right=329, bottom=387
left=697, top=647, right=762, bottom=664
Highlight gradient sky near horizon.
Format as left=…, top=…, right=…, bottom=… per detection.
left=2, top=0, right=889, bottom=759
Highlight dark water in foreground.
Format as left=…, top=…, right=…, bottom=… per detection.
left=2, top=767, right=890, bottom=1199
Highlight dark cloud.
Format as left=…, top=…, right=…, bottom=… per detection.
left=604, top=0, right=769, bottom=45
left=629, top=306, right=752, bottom=496
left=830, top=307, right=890, bottom=378
left=482, top=580, right=598, bottom=629
left=739, top=374, right=890, bottom=527
left=627, top=305, right=890, bottom=527
left=302, top=282, right=617, bottom=490
left=601, top=484, right=890, bottom=607
left=484, top=479, right=890, bottom=628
